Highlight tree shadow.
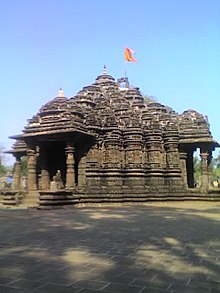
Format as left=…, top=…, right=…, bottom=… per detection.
left=0, top=202, right=220, bottom=292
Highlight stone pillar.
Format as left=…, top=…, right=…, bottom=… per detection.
left=27, top=149, right=37, bottom=191
left=145, top=123, right=163, bottom=171
left=12, top=155, right=22, bottom=190
left=40, top=148, right=50, bottom=190
left=200, top=149, right=209, bottom=190
left=65, top=144, right=75, bottom=190
left=179, top=151, right=188, bottom=187
left=163, top=125, right=182, bottom=190
left=123, top=129, right=144, bottom=188
left=41, top=169, right=50, bottom=190
left=78, top=154, right=86, bottom=191
left=145, top=123, right=163, bottom=189
left=85, top=142, right=102, bottom=191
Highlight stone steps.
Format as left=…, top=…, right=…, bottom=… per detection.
left=0, top=190, right=25, bottom=207
left=39, top=191, right=76, bottom=208
left=76, top=194, right=220, bottom=204
left=1, top=189, right=220, bottom=209
left=20, top=191, right=39, bottom=208
left=39, top=191, right=220, bottom=208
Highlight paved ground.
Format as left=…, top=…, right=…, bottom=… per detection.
left=0, top=202, right=220, bottom=293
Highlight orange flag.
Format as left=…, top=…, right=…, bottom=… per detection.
left=125, top=47, right=136, bottom=62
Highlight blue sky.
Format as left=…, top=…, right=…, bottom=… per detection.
left=1, top=0, right=220, bottom=165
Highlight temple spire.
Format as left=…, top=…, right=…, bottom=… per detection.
left=102, top=65, right=107, bottom=75
left=58, top=88, right=64, bottom=97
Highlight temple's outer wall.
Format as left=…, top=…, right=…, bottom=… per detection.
left=8, top=126, right=215, bottom=203
left=4, top=72, right=219, bottom=206
left=13, top=138, right=213, bottom=200
left=12, top=136, right=212, bottom=197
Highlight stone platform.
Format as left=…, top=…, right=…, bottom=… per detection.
left=0, top=202, right=220, bottom=292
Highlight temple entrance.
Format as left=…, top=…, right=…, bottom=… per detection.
left=186, top=149, right=195, bottom=188
left=42, top=142, right=66, bottom=185
left=186, top=148, right=212, bottom=189
left=193, top=149, right=201, bottom=188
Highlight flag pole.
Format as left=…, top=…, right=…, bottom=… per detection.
left=124, top=47, right=128, bottom=79
left=124, top=47, right=136, bottom=88
left=124, top=60, right=127, bottom=79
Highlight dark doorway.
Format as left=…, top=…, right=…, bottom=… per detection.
left=186, top=150, right=194, bottom=188
left=46, top=142, right=66, bottom=184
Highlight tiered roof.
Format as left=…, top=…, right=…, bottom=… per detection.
left=10, top=70, right=218, bottom=153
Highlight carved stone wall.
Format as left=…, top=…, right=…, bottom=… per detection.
left=7, top=71, right=218, bottom=204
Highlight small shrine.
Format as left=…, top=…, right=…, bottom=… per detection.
left=3, top=69, right=219, bottom=207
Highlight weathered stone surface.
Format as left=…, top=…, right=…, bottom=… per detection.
left=4, top=69, right=219, bottom=207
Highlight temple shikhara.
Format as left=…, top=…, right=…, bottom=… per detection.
left=2, top=69, right=220, bottom=207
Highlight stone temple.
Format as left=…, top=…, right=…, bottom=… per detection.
left=2, top=69, right=220, bottom=207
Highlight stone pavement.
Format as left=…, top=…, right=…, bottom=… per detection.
left=0, top=202, right=220, bottom=293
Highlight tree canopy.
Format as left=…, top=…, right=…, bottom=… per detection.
left=142, top=95, right=157, bottom=104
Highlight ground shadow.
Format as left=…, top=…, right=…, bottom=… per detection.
left=0, top=202, right=220, bottom=292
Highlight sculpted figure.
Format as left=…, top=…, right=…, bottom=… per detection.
left=55, top=170, right=64, bottom=189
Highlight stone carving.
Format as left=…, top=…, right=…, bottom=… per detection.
left=50, top=170, right=64, bottom=191
left=5, top=69, right=219, bottom=206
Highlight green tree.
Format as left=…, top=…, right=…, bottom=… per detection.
left=142, top=95, right=157, bottom=104
left=0, top=145, right=7, bottom=175
left=0, top=164, right=7, bottom=175
left=21, top=156, right=27, bottom=176
left=212, top=151, right=220, bottom=181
